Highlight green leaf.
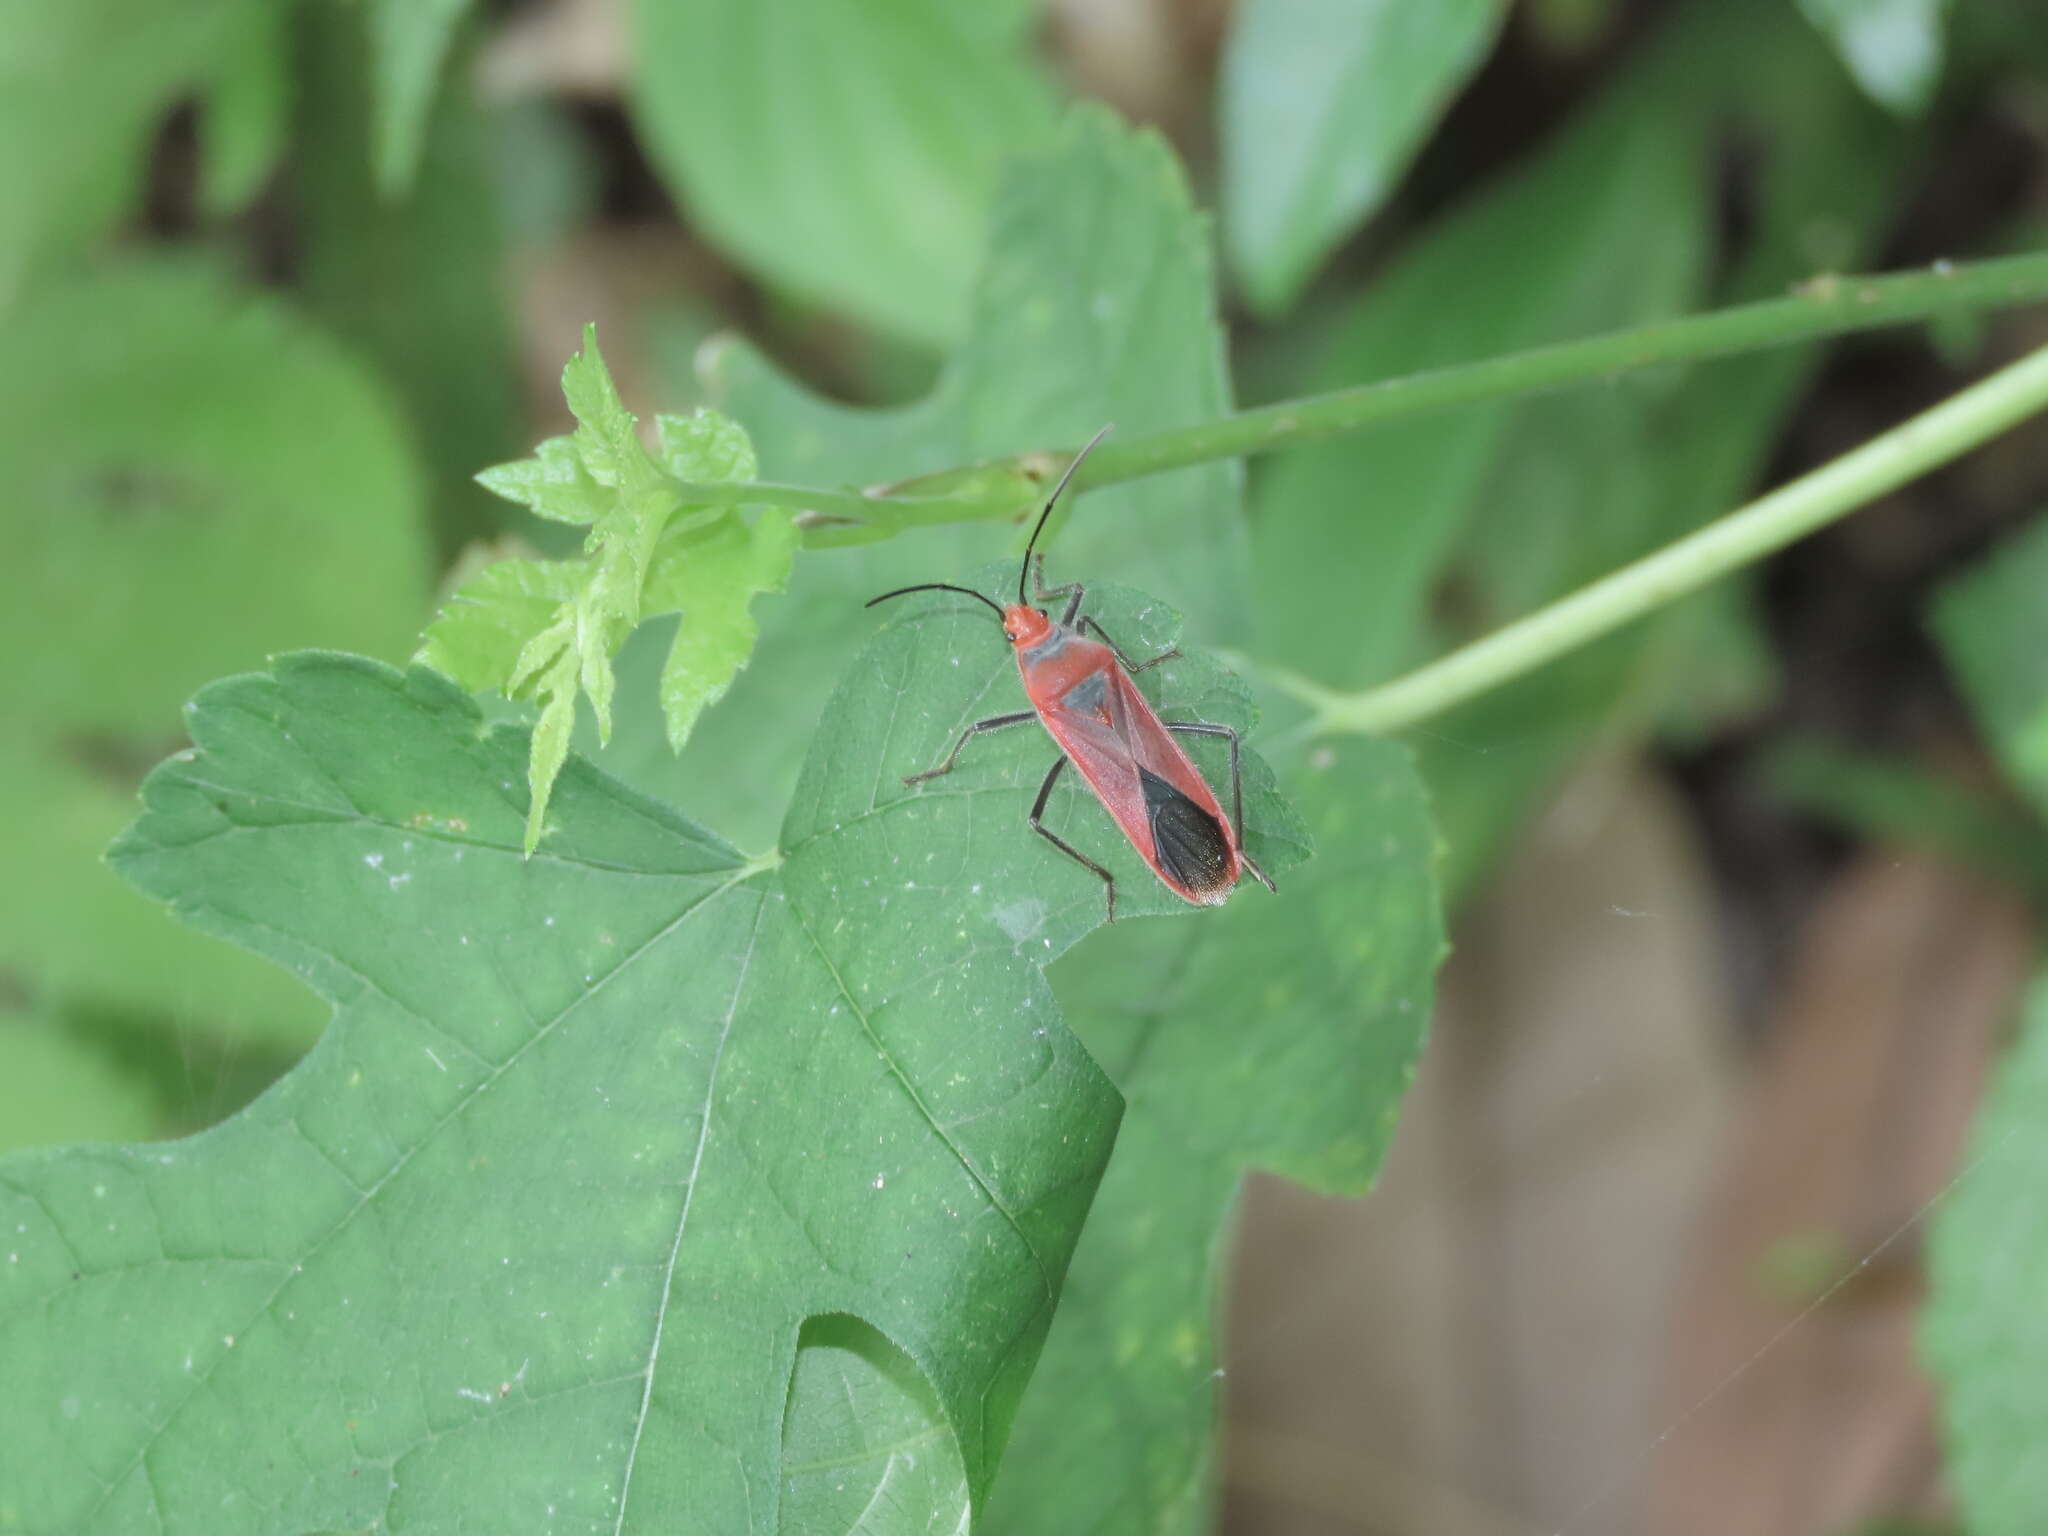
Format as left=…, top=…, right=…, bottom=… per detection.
left=6, top=570, right=1299, bottom=1527
left=1930, top=512, right=2048, bottom=818
left=1926, top=973, right=2048, bottom=1536
left=0, top=0, right=264, bottom=303
left=1761, top=734, right=2048, bottom=900
left=0, top=260, right=429, bottom=1046
left=1249, top=14, right=1714, bottom=691
left=1798, top=0, right=1950, bottom=115
left=474, top=437, right=614, bottom=525
left=0, top=1011, right=160, bottom=1154
left=415, top=556, right=580, bottom=688
left=656, top=410, right=758, bottom=485
left=296, top=0, right=524, bottom=555
left=366, top=0, right=475, bottom=195
left=673, top=106, right=1250, bottom=847
left=627, top=0, right=1057, bottom=349
left=424, top=340, right=769, bottom=852
left=780, top=1316, right=971, bottom=1534
left=196, top=2, right=290, bottom=217
left=645, top=509, right=801, bottom=753
left=1220, top=0, right=1508, bottom=315
left=988, top=737, right=1443, bottom=1532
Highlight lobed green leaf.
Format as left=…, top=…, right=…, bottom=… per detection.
left=7, top=557, right=1300, bottom=1529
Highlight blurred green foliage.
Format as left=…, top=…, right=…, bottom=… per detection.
left=2, top=0, right=2044, bottom=1530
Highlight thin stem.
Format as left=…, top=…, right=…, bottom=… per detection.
left=670, top=253, right=2048, bottom=551
left=659, top=478, right=975, bottom=525
left=673, top=253, right=2048, bottom=539
left=1070, top=253, right=2048, bottom=489
left=1292, top=340, right=2048, bottom=736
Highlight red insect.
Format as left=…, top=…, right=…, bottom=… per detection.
left=866, top=426, right=1274, bottom=922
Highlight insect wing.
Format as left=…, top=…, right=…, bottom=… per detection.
left=1036, top=664, right=1239, bottom=904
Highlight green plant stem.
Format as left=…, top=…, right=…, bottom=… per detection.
left=670, top=253, right=2048, bottom=538
left=1288, top=339, right=2048, bottom=736
left=1071, top=255, right=2048, bottom=489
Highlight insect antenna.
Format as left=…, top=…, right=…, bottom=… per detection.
left=1019, top=424, right=1114, bottom=604
left=864, top=582, right=1006, bottom=619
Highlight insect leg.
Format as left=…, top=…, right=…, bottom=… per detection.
left=1029, top=555, right=1089, bottom=626
left=1080, top=617, right=1180, bottom=675
left=903, top=711, right=1037, bottom=786
left=1164, top=721, right=1276, bottom=892
left=1028, top=755, right=1118, bottom=923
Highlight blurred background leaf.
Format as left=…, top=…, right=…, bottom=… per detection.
left=296, top=1, right=524, bottom=557
left=1401, top=0, right=1902, bottom=900
left=365, top=0, right=474, bottom=195
left=1927, top=974, right=2048, bottom=1536
left=627, top=0, right=1057, bottom=351
left=1220, top=0, right=1508, bottom=315
left=1797, top=0, right=1952, bottom=116
left=0, top=262, right=429, bottom=1143
left=0, top=0, right=271, bottom=304
left=1930, top=511, right=2048, bottom=814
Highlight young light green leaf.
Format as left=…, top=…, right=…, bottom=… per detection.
left=7, top=574, right=1299, bottom=1529
left=656, top=409, right=758, bottom=484
left=1797, top=0, right=1950, bottom=115
left=0, top=260, right=429, bottom=1049
left=416, top=557, right=580, bottom=689
left=645, top=510, right=801, bottom=753
left=366, top=0, right=474, bottom=194
left=562, top=326, right=659, bottom=496
left=1221, top=0, right=1508, bottom=315
left=1926, top=973, right=2048, bottom=1536
left=987, top=738, right=1443, bottom=1532
left=627, top=0, right=1056, bottom=348
left=1930, top=512, right=2048, bottom=818
left=423, top=340, right=769, bottom=852
left=475, top=437, right=613, bottom=525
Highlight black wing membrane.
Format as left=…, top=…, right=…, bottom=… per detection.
left=1138, top=766, right=1233, bottom=899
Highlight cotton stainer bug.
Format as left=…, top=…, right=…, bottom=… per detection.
left=865, top=426, right=1275, bottom=923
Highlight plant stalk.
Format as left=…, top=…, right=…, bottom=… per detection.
left=669, top=252, right=2048, bottom=537
left=1291, top=339, right=2048, bottom=736
left=1071, top=255, right=2048, bottom=490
